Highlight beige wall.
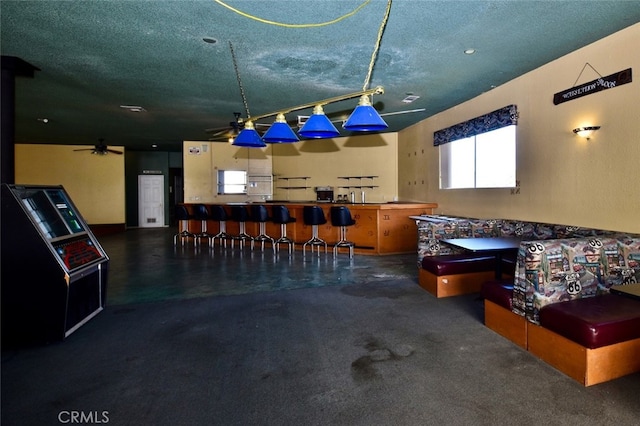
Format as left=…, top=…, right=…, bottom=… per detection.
left=15, top=144, right=125, bottom=224
left=183, top=133, right=399, bottom=204
left=183, top=141, right=273, bottom=203
left=398, top=23, right=640, bottom=234
left=271, top=133, right=398, bottom=203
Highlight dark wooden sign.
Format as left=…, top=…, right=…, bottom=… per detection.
left=553, top=68, right=632, bottom=105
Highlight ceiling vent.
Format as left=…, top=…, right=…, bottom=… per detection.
left=402, top=95, right=420, bottom=104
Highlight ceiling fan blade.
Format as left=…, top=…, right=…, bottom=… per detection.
left=106, top=149, right=123, bottom=155
left=73, top=148, right=94, bottom=152
left=205, top=126, right=232, bottom=134
left=380, top=108, right=426, bottom=117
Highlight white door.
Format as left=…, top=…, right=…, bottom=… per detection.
left=138, top=175, right=164, bottom=228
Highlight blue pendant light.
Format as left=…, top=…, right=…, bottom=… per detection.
left=262, top=113, right=299, bottom=143
left=298, top=105, right=340, bottom=139
left=343, top=95, right=388, bottom=132
left=232, top=121, right=266, bottom=148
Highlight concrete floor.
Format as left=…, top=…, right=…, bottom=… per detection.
left=99, top=227, right=421, bottom=306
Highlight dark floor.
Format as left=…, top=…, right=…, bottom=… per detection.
left=3, top=227, right=640, bottom=426
left=103, top=227, right=421, bottom=306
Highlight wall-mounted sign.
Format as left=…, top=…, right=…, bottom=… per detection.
left=188, top=146, right=201, bottom=155
left=553, top=68, right=632, bottom=105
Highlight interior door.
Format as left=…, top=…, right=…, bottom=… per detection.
left=138, top=175, right=164, bottom=228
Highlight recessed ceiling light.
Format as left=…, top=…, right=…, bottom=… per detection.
left=37, top=118, right=49, bottom=123
left=203, top=37, right=218, bottom=44
left=151, top=144, right=158, bottom=148
left=464, top=48, right=476, bottom=55
left=120, top=105, right=146, bottom=112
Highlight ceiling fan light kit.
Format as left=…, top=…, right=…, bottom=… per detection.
left=73, top=139, right=123, bottom=155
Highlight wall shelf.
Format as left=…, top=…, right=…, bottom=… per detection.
left=337, top=176, right=379, bottom=189
left=276, top=176, right=310, bottom=190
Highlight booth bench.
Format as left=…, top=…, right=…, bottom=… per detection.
left=481, top=233, right=640, bottom=386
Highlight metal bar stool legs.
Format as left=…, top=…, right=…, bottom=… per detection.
left=334, top=225, right=355, bottom=258
left=331, top=206, right=356, bottom=258
left=271, top=205, right=296, bottom=255
left=230, top=205, right=253, bottom=249
left=302, top=206, right=327, bottom=256
left=250, top=205, right=275, bottom=253
left=173, top=205, right=196, bottom=246
left=209, top=205, right=231, bottom=248
left=193, top=204, right=214, bottom=247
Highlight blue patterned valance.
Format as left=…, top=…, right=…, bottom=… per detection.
left=433, top=104, right=518, bottom=146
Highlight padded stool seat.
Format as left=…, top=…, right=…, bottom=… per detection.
left=302, top=206, right=327, bottom=255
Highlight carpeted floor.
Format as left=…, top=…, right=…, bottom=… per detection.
left=2, top=228, right=639, bottom=425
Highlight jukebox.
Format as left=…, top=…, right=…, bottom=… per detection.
left=1, top=184, right=109, bottom=346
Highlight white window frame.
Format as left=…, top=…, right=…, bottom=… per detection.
left=439, top=125, right=516, bottom=189
left=217, top=170, right=247, bottom=194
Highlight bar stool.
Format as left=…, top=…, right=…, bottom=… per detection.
left=229, top=205, right=253, bottom=249
left=173, top=204, right=196, bottom=246
left=330, top=206, right=356, bottom=258
left=302, top=205, right=327, bottom=256
left=250, top=204, right=275, bottom=252
left=193, top=204, right=213, bottom=247
left=209, top=205, right=231, bottom=248
left=271, top=205, right=296, bottom=254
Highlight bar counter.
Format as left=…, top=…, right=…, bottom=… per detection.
left=182, top=202, right=437, bottom=255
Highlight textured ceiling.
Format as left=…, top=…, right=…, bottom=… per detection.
left=2, top=1, right=639, bottom=152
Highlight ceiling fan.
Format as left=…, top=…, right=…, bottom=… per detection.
left=206, top=112, right=246, bottom=143
left=73, top=139, right=123, bottom=155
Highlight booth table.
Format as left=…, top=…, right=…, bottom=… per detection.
left=442, top=237, right=522, bottom=279
left=183, top=202, right=437, bottom=255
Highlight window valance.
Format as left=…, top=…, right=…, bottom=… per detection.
left=433, top=104, right=518, bottom=146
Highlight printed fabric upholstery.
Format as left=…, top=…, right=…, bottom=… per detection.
left=512, top=234, right=640, bottom=324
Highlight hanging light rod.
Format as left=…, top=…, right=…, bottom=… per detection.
left=243, top=86, right=385, bottom=124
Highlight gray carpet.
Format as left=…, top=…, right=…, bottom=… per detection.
left=2, top=278, right=639, bottom=425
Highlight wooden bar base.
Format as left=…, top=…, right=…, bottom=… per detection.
left=183, top=202, right=436, bottom=255
left=484, top=300, right=527, bottom=349
left=528, top=323, right=640, bottom=386
left=418, top=268, right=495, bottom=298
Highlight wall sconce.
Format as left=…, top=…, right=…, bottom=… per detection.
left=573, top=126, right=600, bottom=140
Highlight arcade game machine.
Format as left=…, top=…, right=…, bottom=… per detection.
left=1, top=184, right=109, bottom=346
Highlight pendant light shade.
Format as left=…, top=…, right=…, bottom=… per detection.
left=262, top=113, right=299, bottom=143
left=343, top=95, right=388, bottom=132
left=298, top=105, right=340, bottom=139
left=232, top=121, right=266, bottom=148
